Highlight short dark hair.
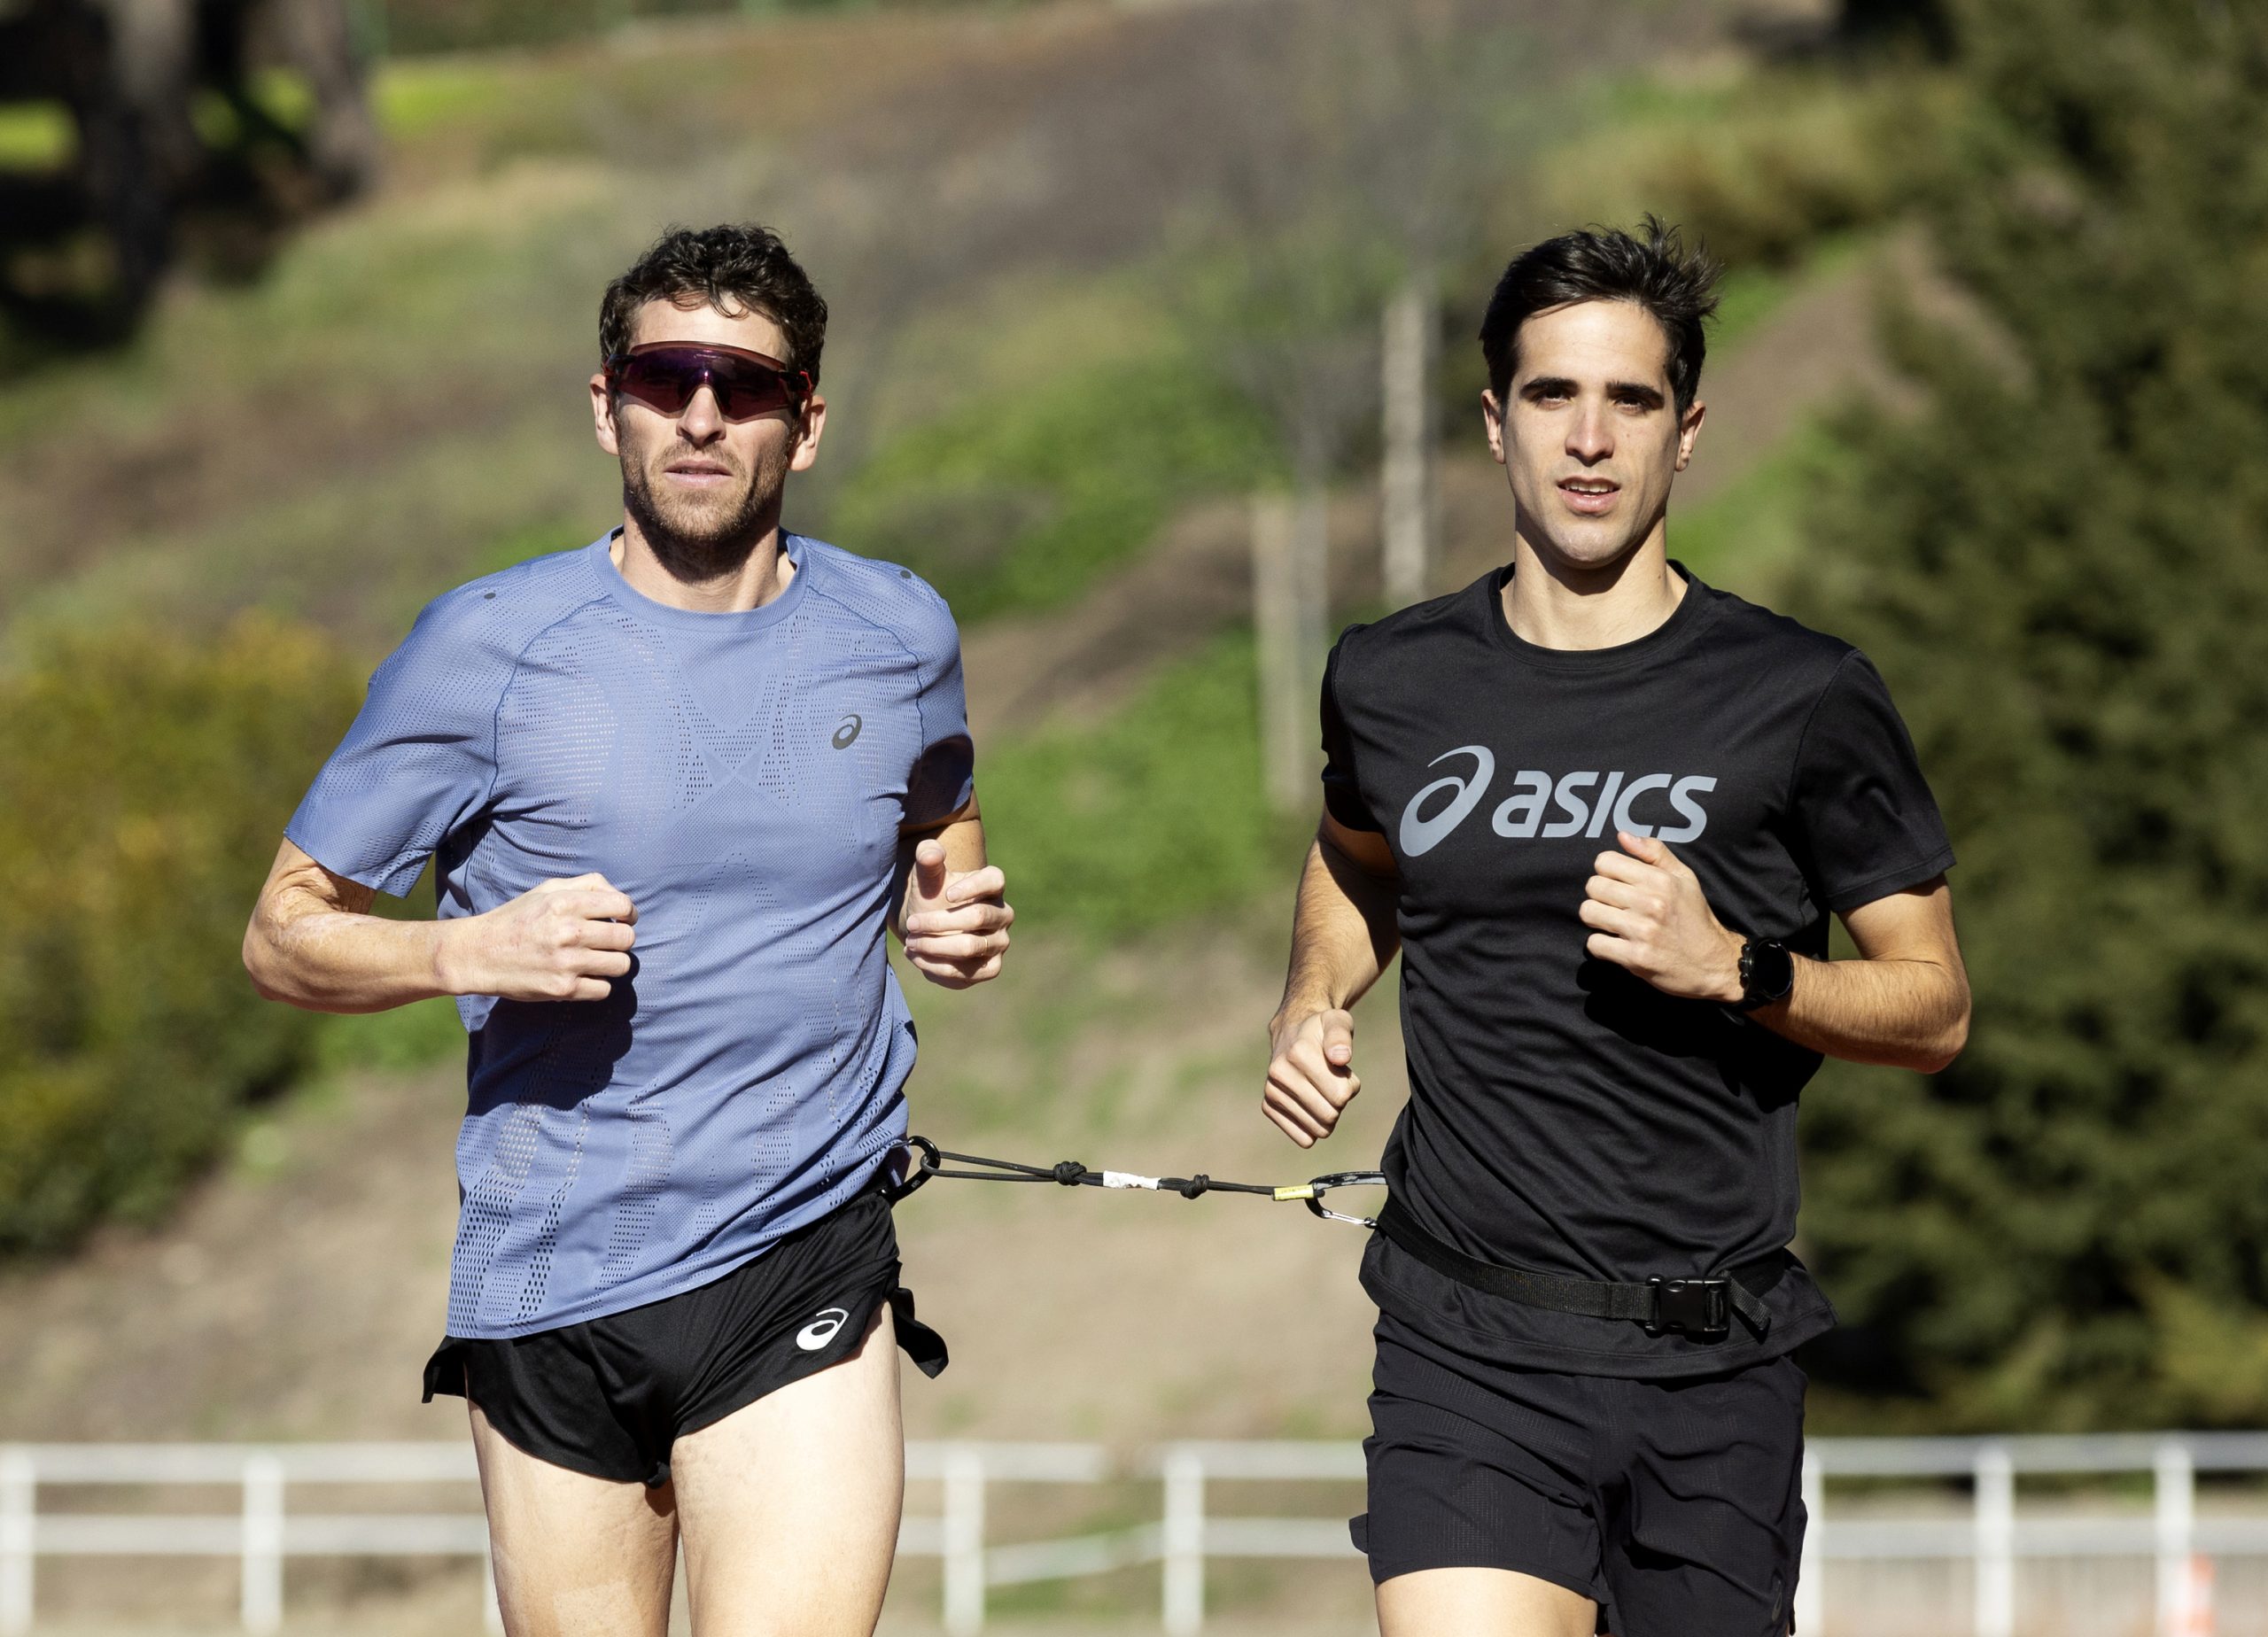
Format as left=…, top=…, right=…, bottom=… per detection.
left=1478, top=216, right=1721, bottom=415
left=599, top=223, right=829, bottom=383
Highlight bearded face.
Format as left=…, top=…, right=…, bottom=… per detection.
left=615, top=398, right=798, bottom=583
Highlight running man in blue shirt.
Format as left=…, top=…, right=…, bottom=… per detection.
left=244, top=223, right=1014, bottom=1637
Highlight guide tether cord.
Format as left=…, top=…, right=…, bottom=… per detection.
left=883, top=1134, right=1386, bottom=1226
left=888, top=1136, right=1784, bottom=1338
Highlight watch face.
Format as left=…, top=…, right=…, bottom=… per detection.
left=1751, top=940, right=1795, bottom=1005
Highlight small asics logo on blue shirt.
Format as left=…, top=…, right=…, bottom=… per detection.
left=832, top=715, right=862, bottom=749
left=1399, top=746, right=1718, bottom=857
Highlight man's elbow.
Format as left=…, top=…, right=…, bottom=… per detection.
left=243, top=922, right=282, bottom=1002
left=1915, top=996, right=1971, bottom=1075
left=242, top=906, right=299, bottom=1005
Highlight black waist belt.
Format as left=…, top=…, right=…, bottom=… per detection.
left=1375, top=1198, right=1784, bottom=1338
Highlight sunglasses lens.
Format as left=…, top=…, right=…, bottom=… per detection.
left=615, top=350, right=797, bottom=420
left=711, top=362, right=795, bottom=419
left=616, top=355, right=698, bottom=415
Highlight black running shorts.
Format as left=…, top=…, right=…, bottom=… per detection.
left=1354, top=1312, right=1806, bottom=1637
left=422, top=1191, right=946, bottom=1487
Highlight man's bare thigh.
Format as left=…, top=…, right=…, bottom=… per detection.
left=667, top=1303, right=905, bottom=1637
left=470, top=1401, right=680, bottom=1637
left=1379, top=1565, right=1598, bottom=1637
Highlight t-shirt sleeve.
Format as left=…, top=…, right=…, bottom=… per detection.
left=1790, top=650, right=1957, bottom=913
left=284, top=596, right=509, bottom=898
left=1320, top=626, right=1382, bottom=833
left=904, top=603, right=975, bottom=827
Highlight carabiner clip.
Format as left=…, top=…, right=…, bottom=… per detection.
left=882, top=1134, right=942, bottom=1203
left=1272, top=1170, right=1387, bottom=1229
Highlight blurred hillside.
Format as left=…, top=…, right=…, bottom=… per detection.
left=0, top=0, right=1820, bottom=647
left=14, top=13, right=2265, bottom=1629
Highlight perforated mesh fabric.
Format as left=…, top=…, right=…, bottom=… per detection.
left=288, top=533, right=973, bottom=1337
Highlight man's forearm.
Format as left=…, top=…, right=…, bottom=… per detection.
left=245, top=896, right=457, bottom=1013
left=1274, top=836, right=1400, bottom=1027
left=1751, top=952, right=1969, bottom=1072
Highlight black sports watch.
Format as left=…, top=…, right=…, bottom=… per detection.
left=1736, top=936, right=1795, bottom=1012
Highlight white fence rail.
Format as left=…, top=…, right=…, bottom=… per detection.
left=1799, top=1432, right=2268, bottom=1637
left=4, top=1433, right=2266, bottom=1633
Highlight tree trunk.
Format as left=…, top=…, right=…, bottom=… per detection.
left=1253, top=486, right=1329, bottom=815
left=1380, top=272, right=1437, bottom=609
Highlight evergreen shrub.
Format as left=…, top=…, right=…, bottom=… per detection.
left=0, top=617, right=362, bottom=1254
left=1793, top=0, right=2268, bottom=1428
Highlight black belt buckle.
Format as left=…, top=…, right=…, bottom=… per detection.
left=1645, top=1276, right=1731, bottom=1337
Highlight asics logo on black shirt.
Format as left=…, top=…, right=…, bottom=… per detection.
left=1400, top=746, right=1718, bottom=857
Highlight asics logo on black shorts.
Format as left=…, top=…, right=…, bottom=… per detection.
left=796, top=1307, right=851, bottom=1350
left=1399, top=746, right=1719, bottom=857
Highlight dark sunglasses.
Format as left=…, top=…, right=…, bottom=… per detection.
left=604, top=343, right=813, bottom=422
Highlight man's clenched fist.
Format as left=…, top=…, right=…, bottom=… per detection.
left=1264, top=1006, right=1360, bottom=1148
left=1579, top=832, right=1744, bottom=1003
left=900, top=839, right=1014, bottom=989
left=439, top=873, right=639, bottom=1002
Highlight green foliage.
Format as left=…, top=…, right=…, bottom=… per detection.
left=468, top=517, right=599, bottom=581
left=828, top=356, right=1282, bottom=623
left=977, top=633, right=1303, bottom=940
left=1672, top=421, right=1848, bottom=594
left=0, top=103, right=74, bottom=172
left=1567, top=69, right=1954, bottom=272
left=1710, top=233, right=1872, bottom=353
left=1840, top=0, right=1953, bottom=55
left=1791, top=0, right=2268, bottom=1429
left=314, top=996, right=467, bottom=1078
left=378, top=0, right=708, bottom=55
left=375, top=0, right=1017, bottom=56
left=0, top=618, right=364, bottom=1255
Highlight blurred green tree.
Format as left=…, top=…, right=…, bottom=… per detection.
left=1793, top=0, right=2268, bottom=1428
left=0, top=617, right=362, bottom=1255
left=1838, top=0, right=1952, bottom=54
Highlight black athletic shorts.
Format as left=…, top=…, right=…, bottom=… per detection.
left=1354, top=1312, right=1806, bottom=1637
left=422, top=1191, right=946, bottom=1487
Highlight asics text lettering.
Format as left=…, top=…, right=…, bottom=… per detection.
left=1399, top=755, right=1717, bottom=856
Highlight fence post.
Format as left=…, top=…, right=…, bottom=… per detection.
left=1796, top=1447, right=1823, bottom=1637
left=943, top=1443, right=986, bottom=1637
left=1973, top=1444, right=2014, bottom=1637
left=2155, top=1440, right=2195, bottom=1637
left=240, top=1453, right=285, bottom=1633
left=1162, top=1447, right=1206, bottom=1636
left=0, top=1448, right=32, bottom=1637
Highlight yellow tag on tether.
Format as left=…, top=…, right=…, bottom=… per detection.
left=1274, top=1184, right=1317, bottom=1202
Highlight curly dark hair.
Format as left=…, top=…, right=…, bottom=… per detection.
left=1478, top=215, right=1721, bottom=415
left=599, top=223, right=829, bottom=383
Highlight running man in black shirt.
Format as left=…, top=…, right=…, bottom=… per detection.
left=1262, top=220, right=1971, bottom=1636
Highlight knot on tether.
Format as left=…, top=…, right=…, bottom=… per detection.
left=1052, top=1160, right=1088, bottom=1185
left=1178, top=1175, right=1211, bottom=1199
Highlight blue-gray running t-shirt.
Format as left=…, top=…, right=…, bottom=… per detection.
left=286, top=531, right=975, bottom=1338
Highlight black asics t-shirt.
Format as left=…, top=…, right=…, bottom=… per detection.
left=1324, top=564, right=1955, bottom=1377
